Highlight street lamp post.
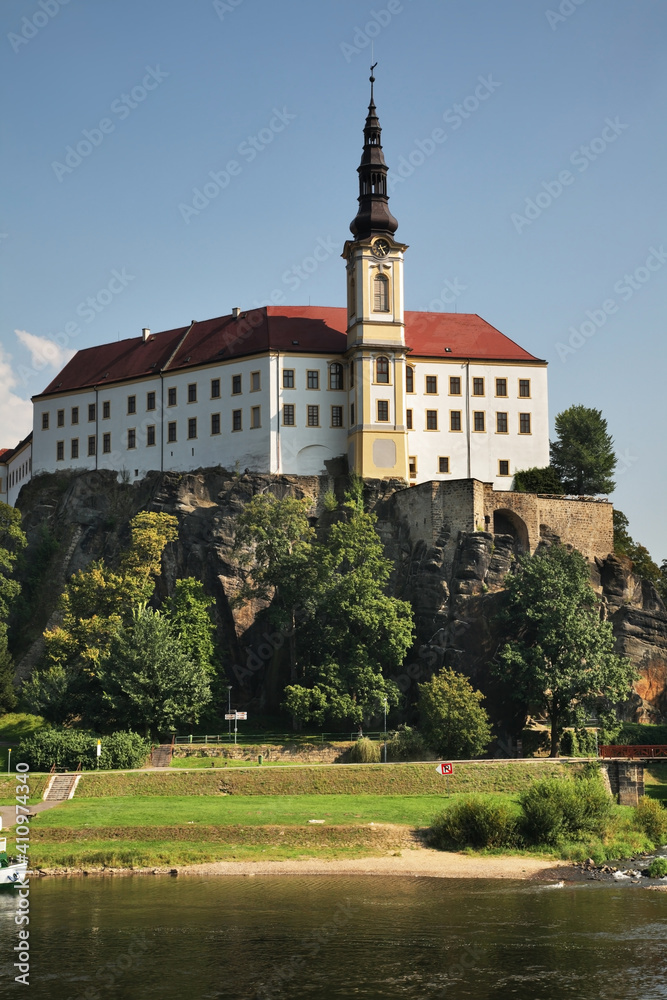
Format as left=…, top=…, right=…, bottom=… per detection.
left=383, top=699, right=388, bottom=764
left=7, top=749, right=11, bottom=775
left=227, top=685, right=233, bottom=742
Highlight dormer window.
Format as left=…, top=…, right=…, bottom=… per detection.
left=373, top=273, right=389, bottom=312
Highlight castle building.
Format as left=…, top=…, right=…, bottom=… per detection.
left=17, top=72, right=549, bottom=497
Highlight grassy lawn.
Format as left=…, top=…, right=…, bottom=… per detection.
left=29, top=793, right=458, bottom=829
left=0, top=714, right=45, bottom=772
left=645, top=763, right=667, bottom=803
left=170, top=757, right=327, bottom=769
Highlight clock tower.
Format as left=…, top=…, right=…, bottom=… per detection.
left=343, top=67, right=409, bottom=481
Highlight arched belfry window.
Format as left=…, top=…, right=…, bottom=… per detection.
left=376, top=356, right=390, bottom=384
left=373, top=273, right=390, bottom=312
left=329, top=363, right=344, bottom=390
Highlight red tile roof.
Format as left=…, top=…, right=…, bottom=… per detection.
left=35, top=307, right=543, bottom=398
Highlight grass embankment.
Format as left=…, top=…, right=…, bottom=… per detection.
left=0, top=713, right=45, bottom=773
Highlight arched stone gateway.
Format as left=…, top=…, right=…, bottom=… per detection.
left=493, top=508, right=530, bottom=553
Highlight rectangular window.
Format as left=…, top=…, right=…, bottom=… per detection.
left=127, top=429, right=136, bottom=450
left=426, top=409, right=438, bottom=430
left=425, top=375, right=438, bottom=394
left=56, top=440, right=64, bottom=461
left=449, top=376, right=461, bottom=395
left=211, top=413, right=221, bottom=435
left=127, top=396, right=136, bottom=415
left=283, top=369, right=295, bottom=389
left=519, top=412, right=532, bottom=434
left=495, top=378, right=507, bottom=397
left=307, top=370, right=320, bottom=390
left=377, top=400, right=389, bottom=422
left=329, top=365, right=343, bottom=390
left=167, top=421, right=177, bottom=442
left=409, top=456, right=417, bottom=478
left=473, top=377, right=485, bottom=396
left=331, top=405, right=343, bottom=427
left=406, top=367, right=414, bottom=393
left=496, top=412, right=508, bottom=433
left=87, top=436, right=96, bottom=457
left=102, top=401, right=110, bottom=419
left=519, top=379, right=531, bottom=398
left=232, top=410, right=242, bottom=431
left=473, top=411, right=485, bottom=432
left=250, top=372, right=260, bottom=392
left=71, top=438, right=79, bottom=459
left=232, top=375, right=242, bottom=395
left=439, top=457, right=450, bottom=474
left=283, top=404, right=295, bottom=426
left=42, top=412, right=49, bottom=430
left=71, top=406, right=79, bottom=425
left=188, top=383, right=197, bottom=403
left=450, top=410, right=462, bottom=432
left=88, top=403, right=96, bottom=422
left=350, top=403, right=355, bottom=425
left=307, top=405, right=319, bottom=427
left=147, top=425, right=156, bottom=446
left=250, top=406, right=261, bottom=429
left=188, top=417, right=197, bottom=439
left=57, top=409, right=65, bottom=427
left=406, top=409, right=413, bottom=429
left=168, top=387, right=177, bottom=406
left=211, top=378, right=221, bottom=399
left=499, top=460, right=510, bottom=477
left=102, top=433, right=111, bottom=454
left=147, top=391, right=156, bottom=411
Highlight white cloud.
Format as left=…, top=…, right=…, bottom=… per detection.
left=0, top=345, right=32, bottom=446
left=14, top=329, right=76, bottom=373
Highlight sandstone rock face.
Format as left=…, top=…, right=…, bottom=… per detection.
left=12, top=469, right=667, bottom=725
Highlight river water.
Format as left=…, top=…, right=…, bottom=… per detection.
left=1, top=876, right=666, bottom=999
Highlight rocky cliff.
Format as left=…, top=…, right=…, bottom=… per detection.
left=12, top=469, right=667, bottom=729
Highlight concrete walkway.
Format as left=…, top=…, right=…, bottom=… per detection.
left=1, top=800, right=66, bottom=829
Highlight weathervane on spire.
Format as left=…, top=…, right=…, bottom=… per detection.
left=370, top=60, right=377, bottom=103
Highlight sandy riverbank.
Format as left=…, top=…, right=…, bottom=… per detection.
left=31, top=848, right=565, bottom=880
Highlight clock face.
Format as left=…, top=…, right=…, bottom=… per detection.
left=372, top=239, right=391, bottom=258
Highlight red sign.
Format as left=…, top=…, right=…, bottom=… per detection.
left=435, top=762, right=453, bottom=775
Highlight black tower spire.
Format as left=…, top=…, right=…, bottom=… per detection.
left=349, top=65, right=398, bottom=239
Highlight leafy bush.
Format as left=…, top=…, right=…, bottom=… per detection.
left=512, top=466, right=563, bottom=494
left=559, top=729, right=598, bottom=757
left=386, top=725, right=428, bottom=761
left=348, top=737, right=380, bottom=764
left=429, top=796, right=518, bottom=850
left=418, top=667, right=493, bottom=759
left=19, top=729, right=151, bottom=771
left=519, top=775, right=612, bottom=845
left=634, top=797, right=667, bottom=846
left=614, top=723, right=667, bottom=747
left=647, top=857, right=667, bottom=878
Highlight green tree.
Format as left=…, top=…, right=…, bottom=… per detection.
left=0, top=502, right=27, bottom=712
left=97, top=606, right=212, bottom=736
left=234, top=493, right=318, bottom=683
left=283, top=483, right=414, bottom=725
left=493, top=544, right=636, bottom=756
left=418, top=667, right=493, bottom=759
left=164, top=578, right=216, bottom=671
left=24, top=512, right=179, bottom=724
left=512, top=466, right=563, bottom=495
left=613, top=509, right=663, bottom=587
left=550, top=405, right=616, bottom=494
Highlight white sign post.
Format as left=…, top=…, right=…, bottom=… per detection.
left=96, top=740, right=102, bottom=769
left=435, top=761, right=454, bottom=795
left=225, top=712, right=248, bottom=744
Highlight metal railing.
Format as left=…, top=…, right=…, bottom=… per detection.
left=600, top=744, right=667, bottom=759
left=173, top=731, right=385, bottom=745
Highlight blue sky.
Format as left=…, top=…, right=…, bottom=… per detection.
left=1, top=0, right=666, bottom=560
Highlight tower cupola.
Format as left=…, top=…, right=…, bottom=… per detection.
left=349, top=65, right=398, bottom=239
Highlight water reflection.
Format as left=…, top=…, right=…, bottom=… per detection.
left=1, top=876, right=666, bottom=999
